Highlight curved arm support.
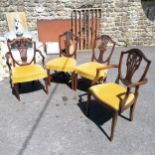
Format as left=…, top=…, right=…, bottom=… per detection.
left=35, top=49, right=45, bottom=66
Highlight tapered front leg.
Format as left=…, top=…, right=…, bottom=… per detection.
left=110, top=111, right=118, bottom=141
left=130, top=102, right=136, bottom=121
left=44, top=78, right=48, bottom=94
left=71, top=72, right=75, bottom=90
left=47, top=69, right=51, bottom=86
left=14, top=83, right=20, bottom=101
left=72, top=72, right=78, bottom=90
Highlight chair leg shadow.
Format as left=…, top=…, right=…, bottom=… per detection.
left=51, top=72, right=70, bottom=84
left=119, top=113, right=131, bottom=121
left=76, top=78, right=92, bottom=92
left=77, top=96, right=113, bottom=141
left=11, top=81, right=46, bottom=100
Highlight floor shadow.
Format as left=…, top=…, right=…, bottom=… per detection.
left=119, top=113, right=131, bottom=121
left=17, top=84, right=58, bottom=155
left=12, top=81, right=45, bottom=98
left=76, top=78, right=92, bottom=92
left=51, top=72, right=71, bottom=84
left=50, top=72, right=74, bottom=90
left=49, top=72, right=92, bottom=92
left=77, top=96, right=113, bottom=140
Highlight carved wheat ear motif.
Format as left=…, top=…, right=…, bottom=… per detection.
left=125, top=51, right=142, bottom=82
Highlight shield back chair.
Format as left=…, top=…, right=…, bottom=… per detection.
left=46, top=31, right=78, bottom=87
left=72, top=35, right=116, bottom=90
left=6, top=38, right=48, bottom=101
left=87, top=48, right=151, bottom=141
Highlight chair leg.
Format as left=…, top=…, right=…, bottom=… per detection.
left=130, top=102, right=136, bottom=121
left=91, top=79, right=98, bottom=86
left=86, top=93, right=91, bottom=116
left=14, top=84, right=20, bottom=101
left=47, top=69, right=51, bottom=86
left=10, top=78, right=13, bottom=88
left=73, top=73, right=78, bottom=90
left=44, top=78, right=48, bottom=94
left=110, top=111, right=118, bottom=141
left=91, top=80, right=96, bottom=86
left=71, top=72, right=75, bottom=90
left=103, top=77, right=107, bottom=82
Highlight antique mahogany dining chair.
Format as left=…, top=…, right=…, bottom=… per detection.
left=72, top=35, right=116, bottom=90
left=87, top=48, right=151, bottom=141
left=46, top=31, right=78, bottom=87
left=6, top=38, right=48, bottom=101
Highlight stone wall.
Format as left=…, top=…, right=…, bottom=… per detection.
left=100, top=0, right=155, bottom=46
left=0, top=0, right=155, bottom=46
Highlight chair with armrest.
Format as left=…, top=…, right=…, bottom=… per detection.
left=87, top=48, right=151, bottom=141
left=6, top=38, right=48, bottom=101
left=45, top=31, right=78, bottom=87
left=72, top=35, right=116, bottom=90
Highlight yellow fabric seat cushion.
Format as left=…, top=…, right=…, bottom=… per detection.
left=46, top=57, right=76, bottom=72
left=89, top=83, right=135, bottom=111
left=75, top=61, right=108, bottom=80
left=12, top=64, right=47, bottom=83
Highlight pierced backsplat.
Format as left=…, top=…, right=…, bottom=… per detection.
left=92, top=35, right=116, bottom=63
left=59, top=31, right=78, bottom=58
left=118, top=49, right=151, bottom=86
left=17, top=40, right=28, bottom=63
left=7, top=38, right=34, bottom=66
left=125, top=50, right=142, bottom=82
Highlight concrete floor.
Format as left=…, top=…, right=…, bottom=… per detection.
left=0, top=46, right=154, bottom=155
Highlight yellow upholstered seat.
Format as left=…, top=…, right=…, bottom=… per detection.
left=12, top=64, right=47, bottom=84
left=75, top=61, right=108, bottom=80
left=46, top=57, right=76, bottom=72
left=89, top=83, right=135, bottom=111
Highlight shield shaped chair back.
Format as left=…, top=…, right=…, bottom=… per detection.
left=91, top=35, right=116, bottom=64
left=7, top=38, right=36, bottom=67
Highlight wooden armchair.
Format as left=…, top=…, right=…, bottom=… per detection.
left=45, top=31, right=78, bottom=87
left=6, top=38, right=48, bottom=101
left=87, top=48, right=151, bottom=141
left=72, top=35, right=116, bottom=90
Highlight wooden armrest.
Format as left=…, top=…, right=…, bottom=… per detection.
left=94, top=64, right=118, bottom=81
left=5, top=52, right=12, bottom=65
left=96, top=64, right=118, bottom=76
left=5, top=52, right=12, bottom=72
left=127, top=79, right=148, bottom=87
left=35, top=49, right=45, bottom=66
left=5, top=52, right=11, bottom=61
left=97, top=64, right=118, bottom=71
